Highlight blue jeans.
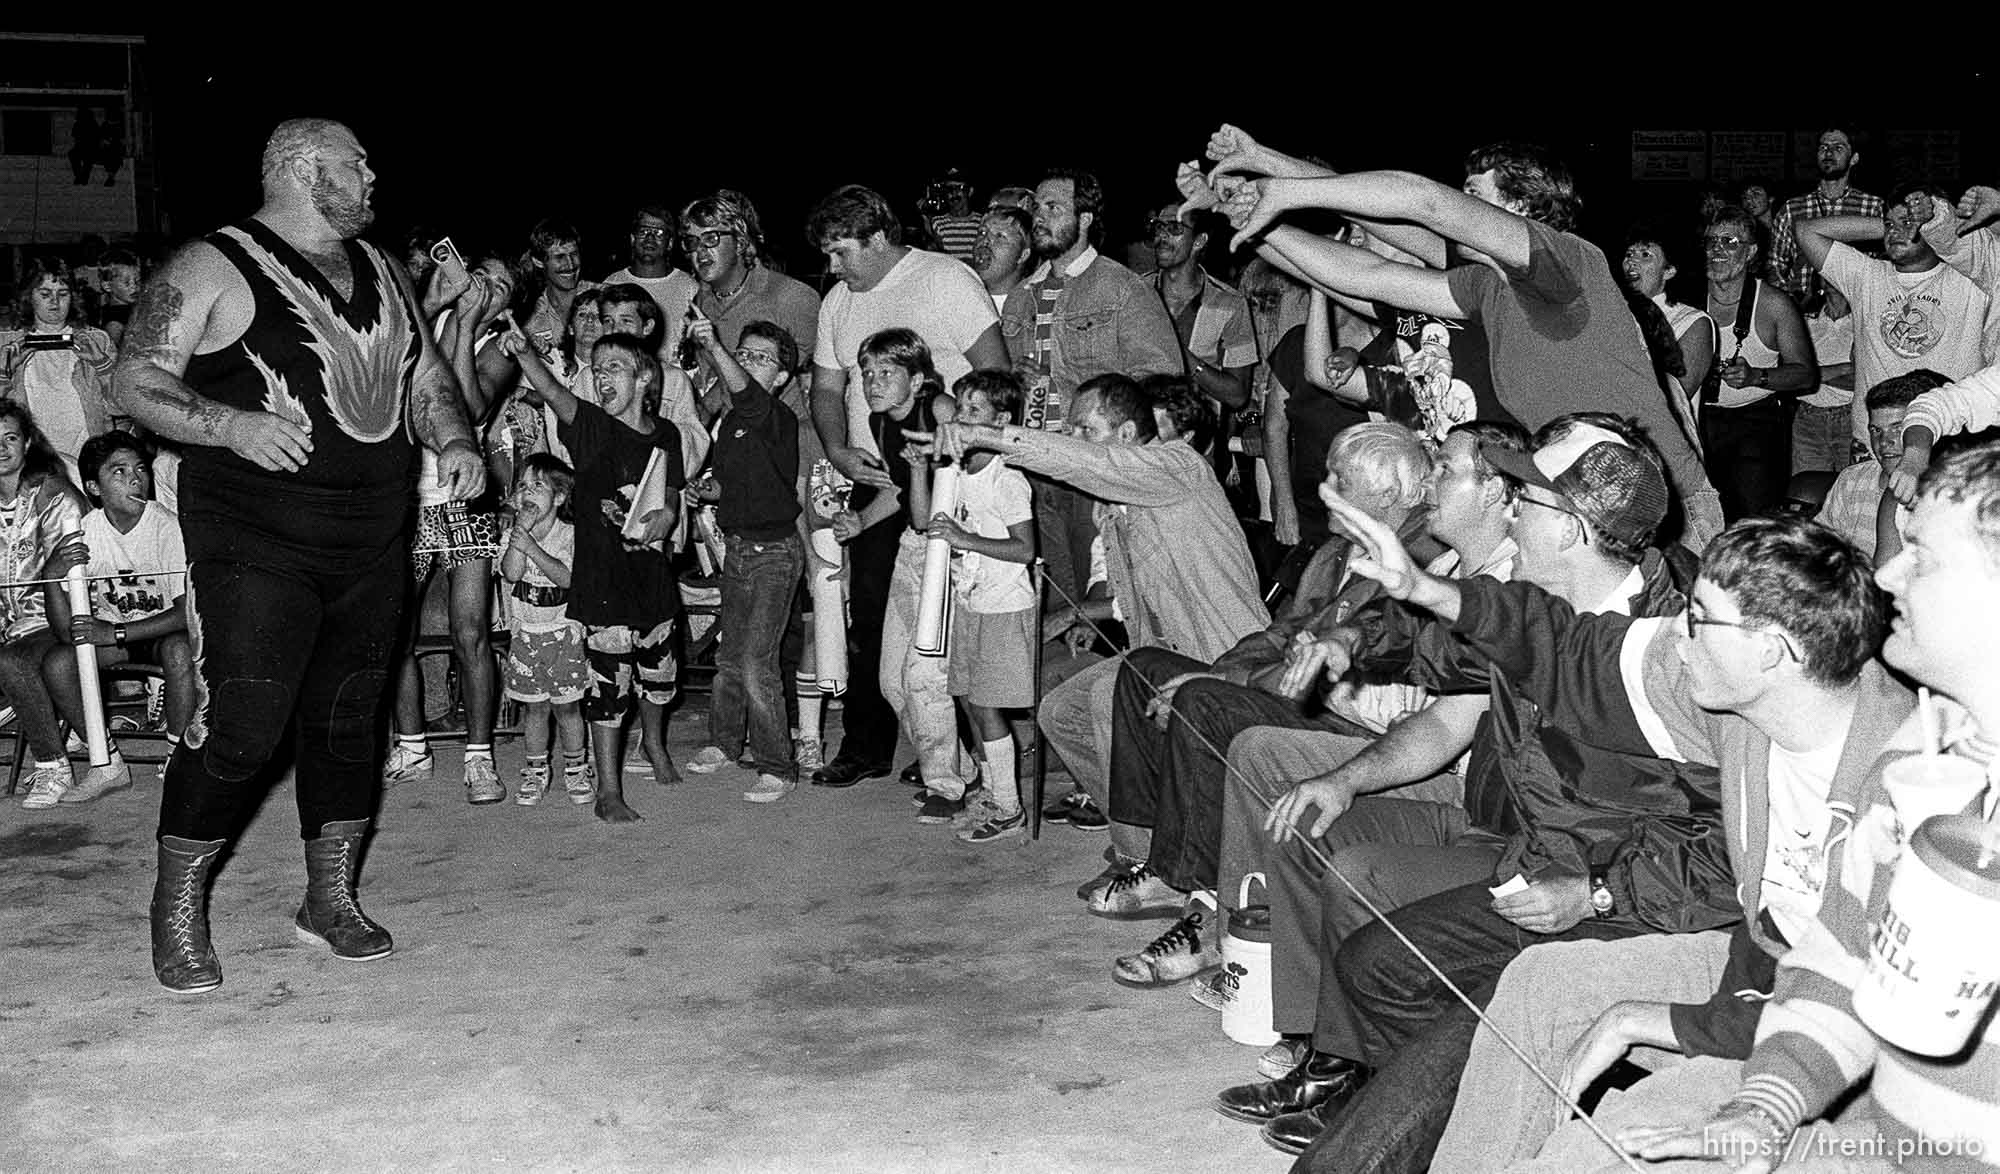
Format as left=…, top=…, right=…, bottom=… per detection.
left=710, top=532, right=804, bottom=777
left=1293, top=881, right=1647, bottom=1174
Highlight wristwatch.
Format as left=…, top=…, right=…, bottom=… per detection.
left=1589, top=875, right=1613, bottom=918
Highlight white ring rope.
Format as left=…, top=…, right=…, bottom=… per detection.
left=1035, top=568, right=1647, bottom=1173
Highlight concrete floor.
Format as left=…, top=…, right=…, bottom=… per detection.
left=2, top=702, right=1291, bottom=1173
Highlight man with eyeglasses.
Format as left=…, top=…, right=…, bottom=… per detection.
left=1303, top=483, right=1911, bottom=1173
left=602, top=204, right=699, bottom=365
left=1699, top=205, right=1818, bottom=520
left=684, top=191, right=820, bottom=414
left=1223, top=415, right=1731, bottom=1158
left=1793, top=183, right=2000, bottom=460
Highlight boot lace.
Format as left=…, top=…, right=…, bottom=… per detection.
left=166, top=850, right=215, bottom=953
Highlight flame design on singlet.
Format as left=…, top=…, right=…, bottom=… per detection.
left=215, top=226, right=415, bottom=443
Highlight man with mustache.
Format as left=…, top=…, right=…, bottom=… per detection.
left=111, top=117, right=484, bottom=994
left=1768, top=125, right=1884, bottom=313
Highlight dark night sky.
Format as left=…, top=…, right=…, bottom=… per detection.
left=127, top=30, right=1996, bottom=281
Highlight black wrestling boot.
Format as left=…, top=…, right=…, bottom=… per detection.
left=294, top=819, right=393, bottom=961
left=1214, top=1052, right=1370, bottom=1124
left=151, top=835, right=226, bottom=994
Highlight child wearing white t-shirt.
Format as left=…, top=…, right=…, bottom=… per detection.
left=928, top=371, right=1037, bottom=844
left=41, top=431, right=192, bottom=798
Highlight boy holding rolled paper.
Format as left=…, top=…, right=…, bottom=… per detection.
left=926, top=370, right=1037, bottom=844
left=39, top=430, right=192, bottom=802
left=830, top=328, right=961, bottom=822
left=503, top=327, right=684, bottom=823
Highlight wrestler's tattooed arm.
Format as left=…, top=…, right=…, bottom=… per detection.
left=113, top=245, right=314, bottom=473
left=111, top=253, right=234, bottom=445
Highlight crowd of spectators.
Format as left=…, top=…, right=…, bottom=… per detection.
left=6, top=116, right=2000, bottom=1171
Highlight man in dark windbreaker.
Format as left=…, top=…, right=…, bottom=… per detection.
left=1215, top=414, right=1737, bottom=1164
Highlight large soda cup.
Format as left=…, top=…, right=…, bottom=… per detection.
left=1854, top=796, right=2000, bottom=1057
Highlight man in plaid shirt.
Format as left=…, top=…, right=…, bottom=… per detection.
left=1768, top=126, right=1883, bottom=312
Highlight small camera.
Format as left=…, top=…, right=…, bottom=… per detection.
left=22, top=335, right=75, bottom=353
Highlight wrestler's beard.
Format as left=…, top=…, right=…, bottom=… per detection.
left=310, top=171, right=374, bottom=238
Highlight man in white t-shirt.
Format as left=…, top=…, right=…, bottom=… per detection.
left=601, top=205, right=700, bottom=363
left=1793, top=184, right=2000, bottom=448
left=800, top=184, right=1007, bottom=790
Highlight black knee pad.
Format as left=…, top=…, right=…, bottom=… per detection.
left=321, top=669, right=390, bottom=764
left=198, top=677, right=294, bottom=781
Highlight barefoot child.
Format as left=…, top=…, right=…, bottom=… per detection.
left=505, top=328, right=684, bottom=823
left=499, top=453, right=590, bottom=806
left=925, top=371, right=1037, bottom=843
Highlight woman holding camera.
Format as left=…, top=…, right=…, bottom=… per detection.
left=0, top=258, right=117, bottom=480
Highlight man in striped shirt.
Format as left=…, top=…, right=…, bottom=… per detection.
left=1768, top=126, right=1884, bottom=313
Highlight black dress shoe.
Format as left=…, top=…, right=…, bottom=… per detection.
left=898, top=761, right=922, bottom=787
left=1261, top=1089, right=1355, bottom=1155
left=811, top=757, right=891, bottom=789
left=1214, top=1053, right=1369, bottom=1125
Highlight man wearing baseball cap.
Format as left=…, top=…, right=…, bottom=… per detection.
left=1223, top=412, right=1732, bottom=1157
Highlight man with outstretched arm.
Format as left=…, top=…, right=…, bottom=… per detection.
left=113, top=118, right=484, bottom=995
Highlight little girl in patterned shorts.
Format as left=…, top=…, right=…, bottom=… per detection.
left=499, top=454, right=591, bottom=805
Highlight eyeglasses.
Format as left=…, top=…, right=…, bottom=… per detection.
left=1147, top=219, right=1192, bottom=238
left=1685, top=610, right=1804, bottom=662
left=680, top=229, right=736, bottom=252
left=632, top=226, right=669, bottom=240
left=1703, top=236, right=1748, bottom=255
left=734, top=348, right=782, bottom=368
left=1515, top=493, right=1591, bottom=542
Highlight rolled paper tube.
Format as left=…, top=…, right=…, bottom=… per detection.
left=913, top=465, right=961, bottom=656
left=696, top=505, right=727, bottom=572
left=808, top=527, right=847, bottom=696
left=64, top=563, right=111, bottom=767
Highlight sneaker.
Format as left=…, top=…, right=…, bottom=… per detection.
left=686, top=746, right=731, bottom=774
left=1112, top=906, right=1221, bottom=988
left=957, top=806, right=1027, bottom=844
left=515, top=762, right=551, bottom=806
left=464, top=757, right=504, bottom=805
left=383, top=743, right=435, bottom=786
left=1189, top=969, right=1233, bottom=1012
left=1066, top=794, right=1109, bottom=831
left=915, top=793, right=965, bottom=824
left=59, top=757, right=132, bottom=804
left=65, top=728, right=87, bottom=754
left=1041, top=789, right=1085, bottom=825
left=19, top=762, right=74, bottom=809
left=1076, top=857, right=1137, bottom=902
left=1256, top=1036, right=1315, bottom=1081
left=1085, top=863, right=1183, bottom=921
left=809, top=757, right=891, bottom=789
left=793, top=733, right=824, bottom=775
left=742, top=773, right=795, bottom=804
left=951, top=792, right=1000, bottom=832
left=563, top=760, right=596, bottom=805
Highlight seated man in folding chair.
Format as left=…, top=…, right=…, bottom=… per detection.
left=40, top=429, right=195, bottom=802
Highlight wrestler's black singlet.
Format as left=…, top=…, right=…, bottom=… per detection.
left=180, top=220, right=420, bottom=566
